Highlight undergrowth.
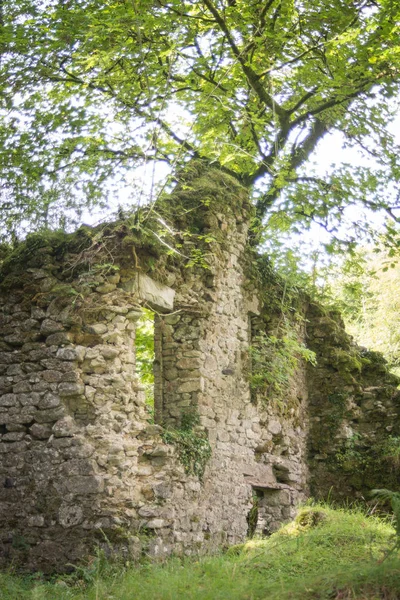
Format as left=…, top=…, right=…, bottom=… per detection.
left=2, top=504, right=400, bottom=599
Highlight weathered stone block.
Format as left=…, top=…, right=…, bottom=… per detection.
left=173, top=326, right=200, bottom=342
left=40, top=319, right=64, bottom=335
left=42, top=370, right=63, bottom=383
left=146, top=518, right=169, bottom=529
left=4, top=333, right=25, bottom=346
left=31, top=307, right=46, bottom=319
left=58, top=382, right=85, bottom=397
left=46, top=332, right=71, bottom=346
left=28, top=515, right=45, bottom=527
left=177, top=380, right=202, bottom=393
left=85, top=324, right=108, bottom=335
left=126, top=310, right=144, bottom=321
left=153, top=482, right=172, bottom=499
left=0, top=354, right=15, bottom=365
left=59, top=504, right=84, bottom=528
left=6, top=364, right=25, bottom=377
left=0, top=394, right=17, bottom=407
left=35, top=407, right=65, bottom=423
left=2, top=431, right=25, bottom=441
left=123, top=274, right=175, bottom=311
left=30, top=423, right=53, bottom=439
left=21, top=319, right=40, bottom=332
left=267, top=420, right=282, bottom=435
left=164, top=368, right=179, bottom=381
left=56, top=347, right=85, bottom=362
left=13, top=381, right=32, bottom=394
left=164, top=314, right=181, bottom=325
left=176, top=358, right=200, bottom=370
left=38, top=392, right=61, bottom=410
left=66, top=476, right=104, bottom=494
left=98, top=346, right=119, bottom=360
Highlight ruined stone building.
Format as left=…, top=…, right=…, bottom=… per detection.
left=0, top=163, right=399, bottom=571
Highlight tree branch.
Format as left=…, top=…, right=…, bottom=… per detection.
left=254, top=118, right=328, bottom=217
left=290, top=85, right=370, bottom=127
left=288, top=87, right=319, bottom=116
left=42, top=62, right=199, bottom=156
left=201, top=0, right=288, bottom=123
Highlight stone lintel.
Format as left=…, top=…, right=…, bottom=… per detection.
left=123, top=273, right=175, bottom=312
left=245, top=478, right=294, bottom=491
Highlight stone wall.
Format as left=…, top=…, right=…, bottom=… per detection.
left=306, top=302, right=400, bottom=501
left=0, top=162, right=399, bottom=572
left=0, top=165, right=311, bottom=571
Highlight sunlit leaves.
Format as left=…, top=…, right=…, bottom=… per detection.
left=1, top=0, right=400, bottom=242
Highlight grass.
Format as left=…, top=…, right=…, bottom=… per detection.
left=1, top=504, right=400, bottom=599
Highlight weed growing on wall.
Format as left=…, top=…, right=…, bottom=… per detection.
left=249, top=324, right=316, bottom=403
left=248, top=254, right=316, bottom=406
left=162, top=411, right=211, bottom=480
left=381, top=436, right=400, bottom=471
left=334, top=433, right=367, bottom=472
left=325, top=392, right=349, bottom=431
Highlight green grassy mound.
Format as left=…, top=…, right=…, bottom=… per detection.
left=2, top=504, right=400, bottom=599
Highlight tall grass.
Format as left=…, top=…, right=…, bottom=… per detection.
left=1, top=504, right=400, bottom=600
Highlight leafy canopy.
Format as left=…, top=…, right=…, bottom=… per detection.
left=1, top=0, right=400, bottom=242
left=323, top=247, right=400, bottom=374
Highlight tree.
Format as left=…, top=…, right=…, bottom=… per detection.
left=325, top=248, right=400, bottom=374
left=1, top=0, right=400, bottom=243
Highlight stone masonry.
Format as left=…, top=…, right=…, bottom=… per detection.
left=0, top=162, right=399, bottom=571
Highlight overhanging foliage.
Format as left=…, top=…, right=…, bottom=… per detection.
left=1, top=0, right=400, bottom=243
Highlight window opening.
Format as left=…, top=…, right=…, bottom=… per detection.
left=135, top=308, right=155, bottom=421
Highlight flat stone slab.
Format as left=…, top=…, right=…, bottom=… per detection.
left=244, top=477, right=295, bottom=491
left=123, top=273, right=175, bottom=311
